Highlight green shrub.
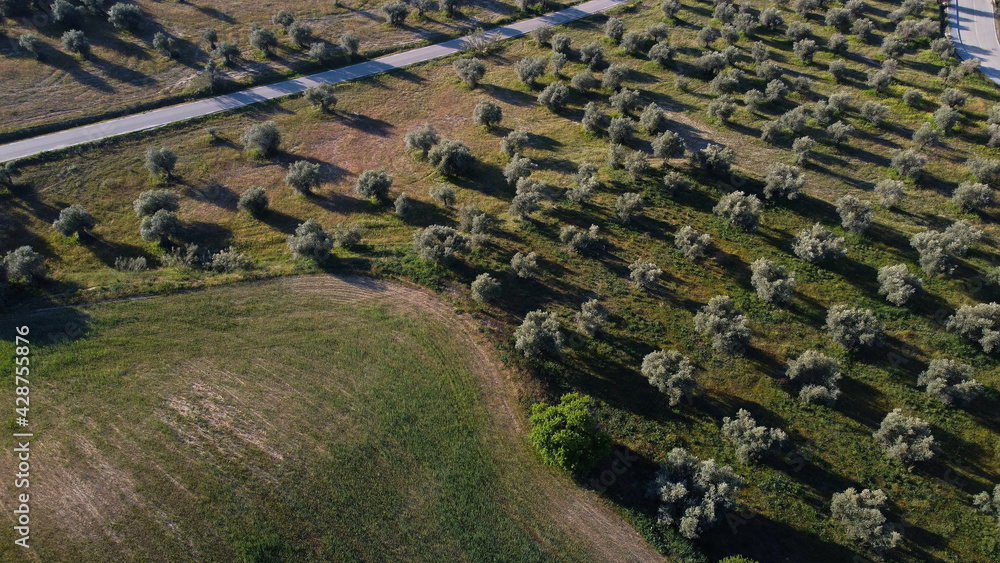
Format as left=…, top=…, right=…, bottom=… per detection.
left=529, top=393, right=611, bottom=474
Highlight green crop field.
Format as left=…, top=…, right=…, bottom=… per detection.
left=3, top=0, right=1000, bottom=560
left=0, top=276, right=660, bottom=562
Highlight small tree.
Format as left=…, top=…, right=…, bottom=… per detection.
left=912, top=122, right=939, bottom=149
left=286, top=160, right=321, bottom=195
left=529, top=393, right=611, bottom=474
left=405, top=123, right=441, bottom=158
left=835, top=194, right=873, bottom=234
left=381, top=1, right=409, bottom=25
left=508, top=193, right=541, bottom=220
left=551, top=33, right=571, bottom=54
left=714, top=191, right=761, bottom=232
left=516, top=309, right=564, bottom=358
left=629, top=259, right=662, bottom=290
left=500, top=129, right=529, bottom=156
left=238, top=186, right=269, bottom=217
left=764, top=164, right=804, bottom=200
left=792, top=136, right=816, bottom=165
left=304, top=83, right=337, bottom=113
left=19, top=34, right=44, bottom=59
left=503, top=154, right=536, bottom=186
left=826, top=305, right=883, bottom=350
left=831, top=488, right=901, bottom=552
left=470, top=273, right=500, bottom=303
left=215, top=41, right=240, bottom=65
left=429, top=184, right=456, bottom=208
left=242, top=121, right=281, bottom=158
left=287, top=219, right=333, bottom=261
left=201, top=27, right=218, bottom=49
left=152, top=31, right=176, bottom=58
left=652, top=131, right=686, bottom=160
left=288, top=22, right=312, bottom=49
left=952, top=181, right=994, bottom=213
left=576, top=299, right=607, bottom=337
left=602, top=64, right=629, bottom=90
left=560, top=225, right=600, bottom=253
left=3, top=246, right=46, bottom=285
left=793, top=223, right=845, bottom=264
left=648, top=42, right=676, bottom=66
left=708, top=96, right=738, bottom=123
left=616, top=193, right=644, bottom=224
left=641, top=350, right=695, bottom=406
left=394, top=192, right=414, bottom=219
left=604, top=16, right=625, bottom=43
left=52, top=205, right=96, bottom=238
left=691, top=144, right=734, bottom=176
left=531, top=25, right=554, bottom=46
left=827, top=120, right=855, bottom=147
left=453, top=57, right=486, bottom=88
left=249, top=27, right=278, bottom=57
left=537, top=82, right=569, bottom=111
left=61, top=30, right=90, bottom=58
left=579, top=41, right=605, bottom=70
left=515, top=57, right=547, bottom=86
left=140, top=209, right=182, bottom=246
left=610, top=88, right=641, bottom=115
left=786, top=350, right=841, bottom=404
left=694, top=295, right=751, bottom=355
left=356, top=169, right=392, bottom=201
left=511, top=251, right=538, bottom=278
left=934, top=105, right=959, bottom=134
left=946, top=302, right=1000, bottom=353
left=428, top=139, right=475, bottom=176
left=793, top=39, right=817, bottom=63
left=974, top=486, right=1000, bottom=529
left=572, top=70, right=599, bottom=92
left=413, top=224, right=469, bottom=265
left=333, top=222, right=363, bottom=249
left=918, top=358, right=983, bottom=406
left=877, top=264, right=923, bottom=306
left=473, top=99, right=502, bottom=128
left=874, top=179, right=905, bottom=209
left=675, top=225, right=711, bottom=260
left=751, top=258, right=796, bottom=305
left=649, top=448, right=743, bottom=539
left=722, top=409, right=787, bottom=464
left=638, top=103, right=668, bottom=135
left=133, top=190, right=179, bottom=218
left=891, top=149, right=927, bottom=179
left=873, top=409, right=935, bottom=464
left=145, top=147, right=177, bottom=181
left=860, top=101, right=888, bottom=125
left=341, top=32, right=360, bottom=58
left=108, top=2, right=142, bottom=32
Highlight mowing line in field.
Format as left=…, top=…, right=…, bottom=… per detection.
left=0, top=0, right=626, bottom=164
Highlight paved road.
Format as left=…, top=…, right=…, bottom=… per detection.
left=949, top=0, right=1000, bottom=86
left=0, top=0, right=624, bottom=163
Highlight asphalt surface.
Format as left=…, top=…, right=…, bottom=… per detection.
left=0, top=0, right=625, bottom=163
left=949, top=0, right=1000, bottom=86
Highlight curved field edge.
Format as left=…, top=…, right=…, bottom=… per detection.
left=0, top=275, right=662, bottom=562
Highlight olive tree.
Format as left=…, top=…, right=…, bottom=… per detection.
left=108, top=2, right=142, bottom=31
left=877, top=264, right=923, bottom=306
left=918, top=358, right=983, bottom=405
left=793, top=223, right=845, bottom=264
left=560, top=224, right=600, bottom=253
left=576, top=299, right=607, bottom=337
left=910, top=221, right=982, bottom=275
left=722, top=409, right=787, bottom=464
left=873, top=408, right=935, bottom=464
left=515, top=309, right=564, bottom=358
left=875, top=179, right=905, bottom=208
left=238, top=186, right=269, bottom=217
left=473, top=99, right=502, bottom=128
left=891, top=149, right=927, bottom=179
left=242, top=121, right=281, bottom=158
left=287, top=219, right=333, bottom=261
left=947, top=302, right=1000, bottom=353
left=537, top=82, right=569, bottom=110
left=453, top=57, right=486, bottom=87
left=140, top=209, right=182, bottom=245
left=786, top=350, right=842, bottom=404
left=764, top=164, right=804, bottom=200
left=413, top=224, right=469, bottom=265
left=133, top=189, right=179, bottom=218
left=144, top=147, right=177, bottom=181
left=61, top=29, right=90, bottom=58
left=304, top=83, right=337, bottom=113
left=713, top=191, right=761, bottom=232
left=675, top=225, right=711, bottom=260
left=381, top=1, right=409, bottom=25
left=835, top=194, right=873, bottom=234
left=827, top=120, right=855, bottom=147
left=429, top=184, right=456, bottom=207
left=653, top=131, right=685, bottom=160
left=3, top=246, right=46, bottom=285
left=428, top=140, right=475, bottom=176
left=607, top=116, right=634, bottom=143
left=470, top=273, right=500, bottom=303
left=831, top=488, right=901, bottom=552
left=404, top=123, right=440, bottom=158
left=648, top=42, right=676, bottom=66
left=641, top=350, right=695, bottom=406
left=500, top=128, right=529, bottom=156
left=510, top=251, right=538, bottom=278
left=629, top=259, right=662, bottom=290
left=356, top=169, right=393, bottom=201
left=751, top=258, right=796, bottom=305
left=952, top=181, right=994, bottom=213
left=826, top=305, right=883, bottom=350
left=515, top=56, right=547, bottom=86
left=52, top=205, right=96, bottom=238
left=249, top=27, right=278, bottom=57
left=649, top=448, right=743, bottom=539
left=616, top=192, right=644, bottom=224
left=691, top=144, right=734, bottom=176
left=693, top=295, right=751, bottom=355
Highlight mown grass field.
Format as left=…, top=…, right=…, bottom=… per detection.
left=0, top=0, right=546, bottom=138
left=0, top=276, right=660, bottom=562
left=4, top=0, right=1000, bottom=560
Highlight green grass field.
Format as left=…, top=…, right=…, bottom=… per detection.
left=0, top=276, right=659, bottom=562
left=4, top=0, right=1000, bottom=559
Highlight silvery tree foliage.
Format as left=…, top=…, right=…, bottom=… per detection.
left=648, top=448, right=743, bottom=539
